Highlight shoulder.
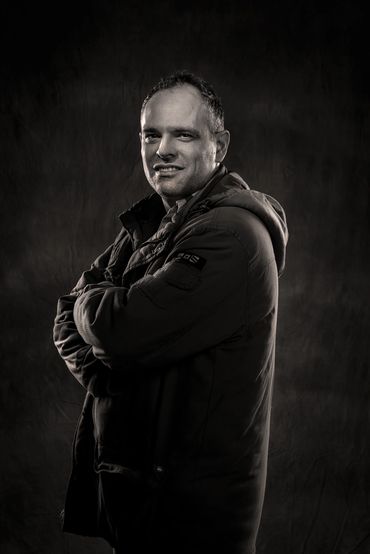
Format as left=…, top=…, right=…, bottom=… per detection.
left=187, top=205, right=275, bottom=264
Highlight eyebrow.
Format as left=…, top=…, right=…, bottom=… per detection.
left=142, top=126, right=200, bottom=136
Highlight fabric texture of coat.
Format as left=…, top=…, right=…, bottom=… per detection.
left=53, top=164, right=288, bottom=554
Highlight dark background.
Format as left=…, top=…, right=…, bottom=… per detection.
left=1, top=1, right=369, bottom=553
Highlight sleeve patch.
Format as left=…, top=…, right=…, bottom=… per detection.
left=174, top=251, right=207, bottom=270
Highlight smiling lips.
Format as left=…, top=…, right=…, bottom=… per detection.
left=153, top=164, right=184, bottom=175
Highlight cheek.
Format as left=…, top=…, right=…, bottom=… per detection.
left=188, top=145, right=211, bottom=165
left=142, top=148, right=154, bottom=168
left=196, top=148, right=216, bottom=170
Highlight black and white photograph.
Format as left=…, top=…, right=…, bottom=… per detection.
left=1, top=2, right=368, bottom=553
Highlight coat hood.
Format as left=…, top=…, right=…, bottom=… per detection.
left=200, top=168, right=289, bottom=276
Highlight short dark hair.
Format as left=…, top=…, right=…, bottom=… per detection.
left=141, top=70, right=224, bottom=132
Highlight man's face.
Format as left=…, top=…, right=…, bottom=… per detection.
left=140, top=84, right=220, bottom=205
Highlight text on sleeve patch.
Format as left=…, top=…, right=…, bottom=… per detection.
left=174, top=251, right=207, bottom=270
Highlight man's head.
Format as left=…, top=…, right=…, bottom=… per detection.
left=140, top=71, right=230, bottom=207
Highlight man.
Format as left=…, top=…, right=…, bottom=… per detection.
left=54, top=71, right=288, bottom=554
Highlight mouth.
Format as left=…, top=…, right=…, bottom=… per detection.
left=153, top=164, right=184, bottom=176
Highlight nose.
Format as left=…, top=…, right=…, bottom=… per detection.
left=156, top=135, right=176, bottom=160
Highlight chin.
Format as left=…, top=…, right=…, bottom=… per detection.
left=156, top=181, right=186, bottom=198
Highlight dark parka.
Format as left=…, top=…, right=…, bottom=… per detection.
left=54, top=165, right=288, bottom=554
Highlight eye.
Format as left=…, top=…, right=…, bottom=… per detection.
left=143, top=134, right=160, bottom=144
left=177, top=132, right=194, bottom=141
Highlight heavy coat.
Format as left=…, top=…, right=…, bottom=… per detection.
left=54, top=165, right=288, bottom=554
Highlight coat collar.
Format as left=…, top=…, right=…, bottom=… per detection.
left=119, top=164, right=230, bottom=246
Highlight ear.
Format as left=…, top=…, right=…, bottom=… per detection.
left=215, top=130, right=230, bottom=163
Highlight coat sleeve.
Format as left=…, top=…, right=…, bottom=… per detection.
left=73, top=224, right=251, bottom=370
left=53, top=243, right=126, bottom=397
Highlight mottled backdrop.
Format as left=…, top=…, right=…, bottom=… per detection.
left=1, top=1, right=369, bottom=553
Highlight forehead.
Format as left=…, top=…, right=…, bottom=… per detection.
left=141, top=84, right=211, bottom=130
